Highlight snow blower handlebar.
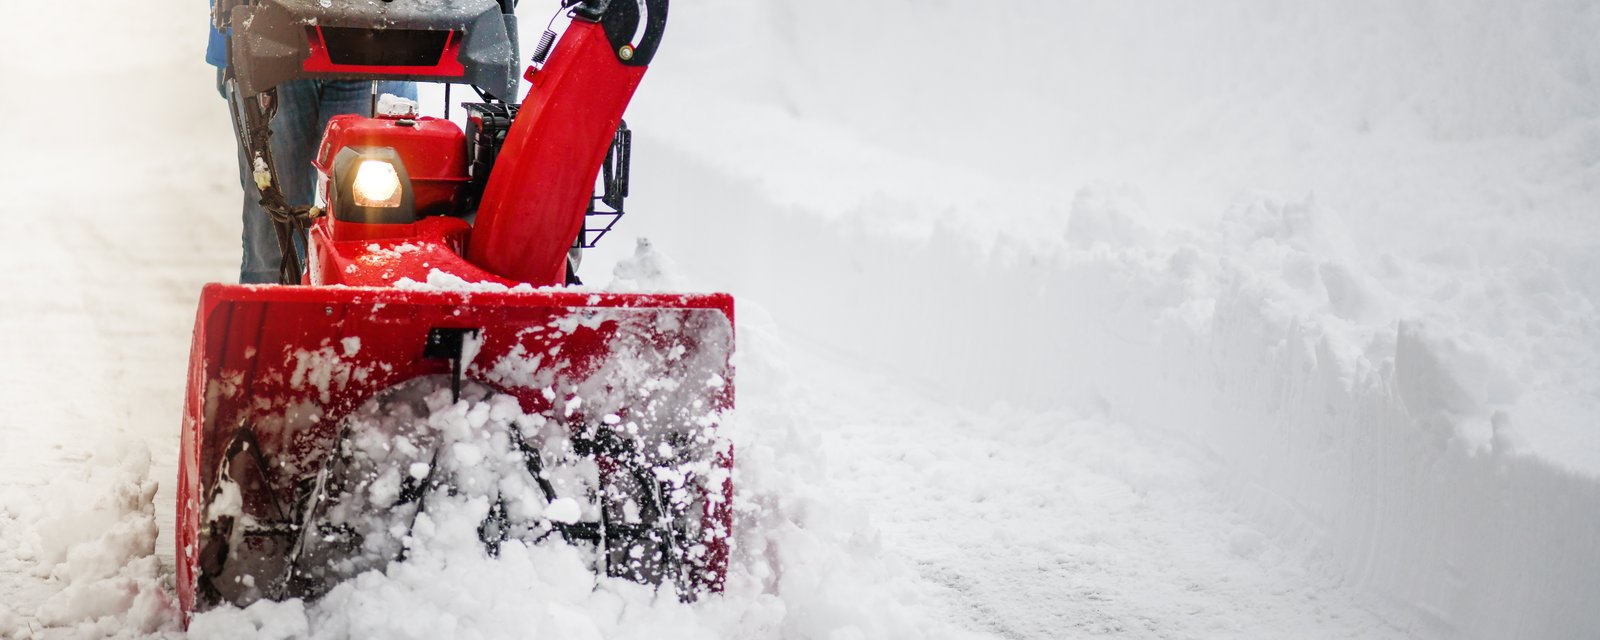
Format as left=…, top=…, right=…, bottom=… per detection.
left=219, top=0, right=522, bottom=101
left=214, top=0, right=667, bottom=100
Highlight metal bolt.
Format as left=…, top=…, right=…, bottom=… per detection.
left=619, top=45, right=635, bottom=61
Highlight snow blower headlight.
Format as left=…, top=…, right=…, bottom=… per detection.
left=330, top=147, right=417, bottom=225
left=352, top=160, right=403, bottom=208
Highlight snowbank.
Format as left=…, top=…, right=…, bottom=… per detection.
left=624, top=146, right=1600, bottom=636
left=0, top=444, right=177, bottom=638
left=601, top=0, right=1600, bottom=636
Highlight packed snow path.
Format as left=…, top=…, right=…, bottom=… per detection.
left=4, top=0, right=1600, bottom=638
left=737, top=340, right=1419, bottom=639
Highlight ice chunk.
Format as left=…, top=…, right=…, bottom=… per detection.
left=376, top=94, right=419, bottom=118
left=545, top=498, right=582, bottom=524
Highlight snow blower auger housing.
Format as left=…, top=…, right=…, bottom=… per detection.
left=180, top=0, right=733, bottom=622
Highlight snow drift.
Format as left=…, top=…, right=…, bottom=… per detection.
left=607, top=0, right=1600, bottom=637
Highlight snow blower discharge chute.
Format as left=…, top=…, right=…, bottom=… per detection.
left=180, top=0, right=733, bottom=621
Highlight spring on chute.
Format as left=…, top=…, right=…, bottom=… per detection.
left=531, top=29, right=558, bottom=64
left=533, top=1, right=577, bottom=65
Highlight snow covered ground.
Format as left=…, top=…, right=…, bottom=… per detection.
left=2, top=0, right=1598, bottom=638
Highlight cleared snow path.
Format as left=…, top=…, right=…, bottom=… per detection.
left=736, top=328, right=1420, bottom=640
left=0, top=2, right=236, bottom=634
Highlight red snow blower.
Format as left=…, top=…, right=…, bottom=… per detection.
left=180, top=0, right=733, bottom=621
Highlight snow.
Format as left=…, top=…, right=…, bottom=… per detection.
left=545, top=498, right=582, bottom=526
left=608, top=239, right=680, bottom=292
left=289, top=341, right=366, bottom=405
left=394, top=268, right=537, bottom=293
left=375, top=94, right=419, bottom=119
left=2, top=0, right=1599, bottom=638
left=0, top=445, right=175, bottom=637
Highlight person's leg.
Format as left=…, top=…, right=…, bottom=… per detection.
left=228, top=79, right=418, bottom=284
left=224, top=77, right=311, bottom=284
left=264, top=79, right=329, bottom=276
left=226, top=78, right=322, bottom=283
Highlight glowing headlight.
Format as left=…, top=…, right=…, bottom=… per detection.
left=352, top=160, right=403, bottom=208
left=328, top=146, right=414, bottom=225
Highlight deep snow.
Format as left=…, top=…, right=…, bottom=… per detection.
left=2, top=0, right=1599, bottom=638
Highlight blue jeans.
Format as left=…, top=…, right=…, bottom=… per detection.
left=224, top=76, right=417, bottom=283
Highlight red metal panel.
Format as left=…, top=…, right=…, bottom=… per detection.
left=177, top=284, right=734, bottom=619
left=312, top=216, right=482, bottom=286
left=467, top=21, right=647, bottom=286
